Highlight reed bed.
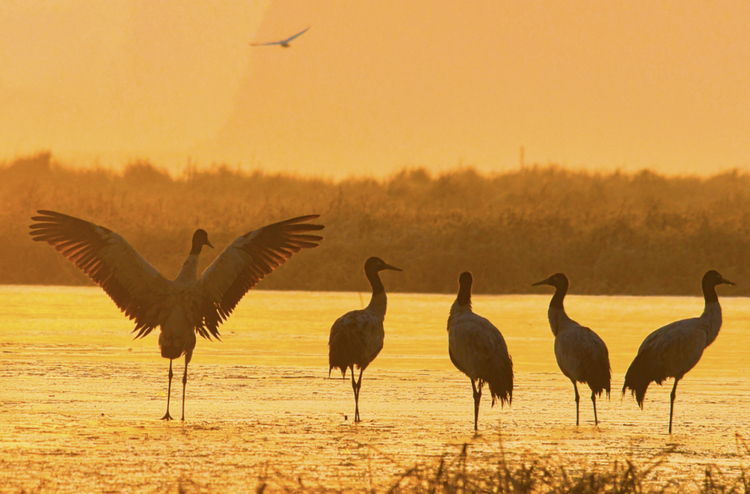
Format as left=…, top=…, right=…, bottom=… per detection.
left=4, top=152, right=750, bottom=295
left=153, top=440, right=750, bottom=494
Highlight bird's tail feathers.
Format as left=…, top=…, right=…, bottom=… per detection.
left=486, top=353, right=514, bottom=408
left=588, top=368, right=612, bottom=399
left=328, top=364, right=348, bottom=379
left=622, top=351, right=663, bottom=408
left=328, top=330, right=356, bottom=380
left=158, top=308, right=196, bottom=361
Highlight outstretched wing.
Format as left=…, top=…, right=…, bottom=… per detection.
left=199, top=215, right=324, bottom=335
left=283, top=26, right=310, bottom=43
left=29, top=210, right=171, bottom=337
left=250, top=26, right=310, bottom=46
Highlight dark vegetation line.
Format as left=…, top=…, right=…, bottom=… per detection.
left=4, top=152, right=750, bottom=296
left=257, top=440, right=750, bottom=493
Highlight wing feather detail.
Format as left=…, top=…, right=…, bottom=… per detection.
left=199, top=215, right=324, bottom=335
left=29, top=210, right=171, bottom=337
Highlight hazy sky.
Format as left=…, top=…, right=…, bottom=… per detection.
left=1, top=1, right=749, bottom=178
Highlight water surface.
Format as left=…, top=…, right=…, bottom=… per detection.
left=1, top=286, right=749, bottom=492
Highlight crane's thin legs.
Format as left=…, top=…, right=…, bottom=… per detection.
left=471, top=380, right=482, bottom=432
left=161, top=360, right=174, bottom=421
left=181, top=360, right=189, bottom=421
left=356, top=369, right=363, bottom=422
left=351, top=366, right=359, bottom=423
left=669, top=379, right=679, bottom=434
left=351, top=367, right=364, bottom=423
left=591, top=391, right=598, bottom=426
left=572, top=381, right=580, bottom=426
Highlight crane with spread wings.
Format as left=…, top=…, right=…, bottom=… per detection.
left=30, top=210, right=324, bottom=421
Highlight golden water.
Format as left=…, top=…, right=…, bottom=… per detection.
left=1, top=286, right=749, bottom=492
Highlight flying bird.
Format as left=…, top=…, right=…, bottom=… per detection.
left=29, top=210, right=323, bottom=421
left=623, top=270, right=734, bottom=434
left=533, top=273, right=611, bottom=426
left=448, top=272, right=513, bottom=431
left=328, top=257, right=401, bottom=422
left=250, top=26, right=310, bottom=48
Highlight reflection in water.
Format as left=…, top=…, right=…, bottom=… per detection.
left=1, top=286, right=749, bottom=491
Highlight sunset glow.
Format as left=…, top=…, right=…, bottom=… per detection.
left=1, top=1, right=748, bottom=178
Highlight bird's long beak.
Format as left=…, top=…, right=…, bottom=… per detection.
left=722, top=277, right=736, bottom=286
left=384, top=263, right=402, bottom=272
left=532, top=278, right=550, bottom=287
left=206, top=240, right=214, bottom=249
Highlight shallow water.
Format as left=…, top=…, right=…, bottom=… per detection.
left=1, top=286, right=749, bottom=492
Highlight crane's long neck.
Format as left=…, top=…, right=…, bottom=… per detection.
left=547, top=284, right=569, bottom=337
left=549, top=283, right=566, bottom=310
left=365, top=269, right=387, bottom=318
left=175, top=243, right=204, bottom=283
left=701, top=282, right=723, bottom=347
left=450, top=281, right=472, bottom=318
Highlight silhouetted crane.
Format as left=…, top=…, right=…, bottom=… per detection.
left=29, top=210, right=323, bottom=421
left=623, top=270, right=734, bottom=434
left=251, top=26, right=310, bottom=48
left=533, top=273, right=611, bottom=426
left=448, top=272, right=513, bottom=431
left=328, top=257, right=401, bottom=422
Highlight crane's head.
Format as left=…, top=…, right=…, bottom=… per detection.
left=191, top=229, right=214, bottom=255
left=532, top=272, right=569, bottom=290
left=364, top=256, right=402, bottom=274
left=703, top=270, right=735, bottom=288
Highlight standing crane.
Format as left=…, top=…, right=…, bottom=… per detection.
left=328, top=257, right=401, bottom=422
left=623, top=270, right=734, bottom=434
left=29, top=210, right=323, bottom=421
left=448, top=272, right=513, bottom=431
left=532, top=273, right=611, bottom=426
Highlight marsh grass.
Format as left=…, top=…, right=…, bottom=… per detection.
left=5, top=153, right=750, bottom=295
left=249, top=438, right=750, bottom=494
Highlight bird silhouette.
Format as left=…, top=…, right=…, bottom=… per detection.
left=533, top=273, right=611, bottom=426
left=250, top=26, right=310, bottom=48
left=448, top=272, right=513, bottom=431
left=623, top=270, right=734, bottom=434
left=29, top=210, right=323, bottom=420
left=328, top=257, right=401, bottom=422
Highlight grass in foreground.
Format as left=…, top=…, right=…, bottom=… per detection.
left=8, top=439, right=750, bottom=494
left=250, top=438, right=750, bottom=494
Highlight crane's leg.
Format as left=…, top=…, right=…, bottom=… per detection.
left=572, top=381, right=580, bottom=426
left=351, top=367, right=363, bottom=422
left=591, top=391, right=598, bottom=426
left=471, top=380, right=482, bottom=432
left=350, top=368, right=358, bottom=422
left=161, top=360, right=174, bottom=421
left=669, top=379, right=680, bottom=434
left=180, top=360, right=189, bottom=421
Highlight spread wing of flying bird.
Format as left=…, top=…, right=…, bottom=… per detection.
left=250, top=26, right=310, bottom=48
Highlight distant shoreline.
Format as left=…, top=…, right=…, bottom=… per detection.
left=5, top=152, right=749, bottom=296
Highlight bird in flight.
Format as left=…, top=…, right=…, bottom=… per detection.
left=250, top=26, right=310, bottom=48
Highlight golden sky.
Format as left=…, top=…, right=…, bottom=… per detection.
left=1, top=1, right=748, bottom=178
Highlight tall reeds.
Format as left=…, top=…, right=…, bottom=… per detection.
left=5, top=153, right=750, bottom=295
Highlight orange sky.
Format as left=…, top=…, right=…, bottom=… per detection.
left=1, top=1, right=748, bottom=178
